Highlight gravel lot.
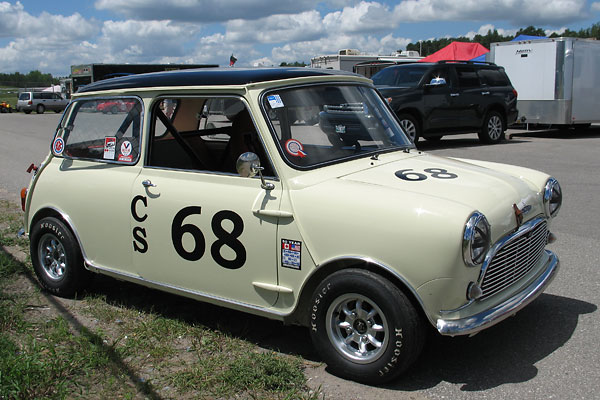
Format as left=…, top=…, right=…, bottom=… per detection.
left=1, top=112, right=598, bottom=399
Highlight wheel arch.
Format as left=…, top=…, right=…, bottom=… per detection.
left=395, top=107, right=423, bottom=127
left=285, top=256, right=428, bottom=327
left=485, top=104, right=507, bottom=128
left=29, top=207, right=87, bottom=260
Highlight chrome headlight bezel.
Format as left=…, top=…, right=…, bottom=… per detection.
left=463, top=212, right=491, bottom=267
left=543, top=178, right=562, bottom=218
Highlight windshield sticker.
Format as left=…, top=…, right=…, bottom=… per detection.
left=52, top=137, right=64, bottom=155
left=118, top=140, right=133, bottom=162
left=104, top=137, right=116, bottom=160
left=281, top=239, right=301, bottom=270
left=267, top=94, right=284, bottom=109
left=285, top=139, right=307, bottom=158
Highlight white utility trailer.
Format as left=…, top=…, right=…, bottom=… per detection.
left=488, top=37, right=600, bottom=127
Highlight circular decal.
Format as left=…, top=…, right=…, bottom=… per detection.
left=120, top=140, right=132, bottom=156
left=53, top=137, right=64, bottom=155
left=285, top=139, right=307, bottom=158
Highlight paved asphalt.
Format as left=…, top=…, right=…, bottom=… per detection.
left=0, top=113, right=598, bottom=399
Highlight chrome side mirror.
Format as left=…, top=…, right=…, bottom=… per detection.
left=236, top=152, right=274, bottom=190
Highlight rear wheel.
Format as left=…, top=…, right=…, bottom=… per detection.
left=309, top=269, right=425, bottom=384
left=30, top=217, right=90, bottom=297
left=398, top=114, right=420, bottom=143
left=478, top=111, right=505, bottom=144
left=36, top=104, right=45, bottom=114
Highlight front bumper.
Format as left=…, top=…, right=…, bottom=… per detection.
left=436, top=249, right=559, bottom=336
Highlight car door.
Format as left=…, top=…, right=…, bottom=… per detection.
left=452, top=65, right=486, bottom=128
left=131, top=96, right=282, bottom=308
left=46, top=97, right=144, bottom=274
left=421, top=66, right=458, bottom=130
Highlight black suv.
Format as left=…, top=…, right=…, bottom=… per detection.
left=373, top=61, right=518, bottom=144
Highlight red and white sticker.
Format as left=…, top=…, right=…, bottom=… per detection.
left=120, top=140, right=132, bottom=157
left=53, top=137, right=64, bottom=155
left=104, top=137, right=116, bottom=160
left=285, top=139, right=307, bottom=158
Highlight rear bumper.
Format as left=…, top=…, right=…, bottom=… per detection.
left=436, top=250, right=559, bottom=336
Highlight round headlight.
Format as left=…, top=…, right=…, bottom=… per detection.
left=463, top=212, right=491, bottom=267
left=543, top=178, right=562, bottom=218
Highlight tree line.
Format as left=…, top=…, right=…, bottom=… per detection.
left=0, top=70, right=60, bottom=88
left=406, top=22, right=600, bottom=56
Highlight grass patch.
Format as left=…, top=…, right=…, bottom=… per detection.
left=0, top=199, right=319, bottom=399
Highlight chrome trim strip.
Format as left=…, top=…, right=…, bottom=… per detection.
left=87, top=262, right=287, bottom=319
left=437, top=250, right=559, bottom=336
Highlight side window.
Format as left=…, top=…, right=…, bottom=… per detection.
left=55, top=97, right=142, bottom=164
left=148, top=96, right=273, bottom=176
left=424, top=68, right=449, bottom=85
left=477, top=68, right=510, bottom=86
left=455, top=67, right=481, bottom=88
left=33, top=93, right=42, bottom=100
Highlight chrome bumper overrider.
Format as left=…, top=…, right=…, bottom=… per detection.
left=436, top=250, right=559, bottom=336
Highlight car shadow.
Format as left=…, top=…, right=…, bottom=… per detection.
left=415, top=126, right=600, bottom=151
left=388, top=293, right=596, bottom=391
left=85, top=274, right=596, bottom=391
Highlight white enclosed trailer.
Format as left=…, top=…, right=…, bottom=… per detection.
left=488, top=37, right=600, bottom=126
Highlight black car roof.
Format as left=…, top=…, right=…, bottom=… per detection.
left=77, top=67, right=361, bottom=93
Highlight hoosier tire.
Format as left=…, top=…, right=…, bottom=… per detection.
left=309, top=269, right=425, bottom=384
left=30, top=217, right=90, bottom=297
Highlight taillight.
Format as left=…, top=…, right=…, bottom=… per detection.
left=20, top=188, right=27, bottom=211
left=512, top=89, right=518, bottom=98
left=28, top=100, right=32, bottom=105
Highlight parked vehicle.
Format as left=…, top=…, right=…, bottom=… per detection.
left=373, top=61, right=518, bottom=143
left=20, top=67, right=560, bottom=384
left=0, top=101, right=13, bottom=113
left=96, top=99, right=136, bottom=114
left=17, top=91, right=69, bottom=114
left=488, top=37, right=600, bottom=128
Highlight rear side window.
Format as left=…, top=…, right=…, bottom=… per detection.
left=53, top=97, right=143, bottom=164
left=455, top=67, right=480, bottom=88
left=477, top=68, right=510, bottom=86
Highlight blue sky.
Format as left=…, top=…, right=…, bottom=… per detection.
left=1, top=0, right=600, bottom=76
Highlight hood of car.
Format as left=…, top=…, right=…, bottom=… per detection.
left=337, top=153, right=543, bottom=237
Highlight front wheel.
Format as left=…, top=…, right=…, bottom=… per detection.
left=30, top=217, right=90, bottom=297
left=309, top=269, right=425, bottom=384
left=398, top=114, right=420, bottom=143
left=478, top=111, right=505, bottom=143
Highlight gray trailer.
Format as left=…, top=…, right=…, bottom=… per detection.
left=488, top=37, right=600, bottom=127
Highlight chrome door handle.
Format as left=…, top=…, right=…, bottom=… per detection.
left=450, top=93, right=460, bottom=97
left=142, top=179, right=156, bottom=188
left=481, top=91, right=490, bottom=95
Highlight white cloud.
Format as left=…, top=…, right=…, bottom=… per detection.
left=95, top=0, right=320, bottom=22
left=593, top=2, right=600, bottom=12
left=323, top=2, right=391, bottom=34
left=225, top=11, right=324, bottom=44
left=393, top=0, right=588, bottom=26
left=464, top=24, right=518, bottom=40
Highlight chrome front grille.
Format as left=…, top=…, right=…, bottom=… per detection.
left=480, top=219, right=549, bottom=300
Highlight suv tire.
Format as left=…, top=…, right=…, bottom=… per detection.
left=479, top=111, right=505, bottom=144
left=398, top=114, right=420, bottom=143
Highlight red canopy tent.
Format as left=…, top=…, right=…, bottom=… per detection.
left=419, top=41, right=489, bottom=62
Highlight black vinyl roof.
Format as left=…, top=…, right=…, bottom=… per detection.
left=77, top=67, right=361, bottom=93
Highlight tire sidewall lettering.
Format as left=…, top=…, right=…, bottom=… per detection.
left=311, top=282, right=331, bottom=332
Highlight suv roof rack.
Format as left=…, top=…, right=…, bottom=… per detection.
left=435, top=60, right=497, bottom=66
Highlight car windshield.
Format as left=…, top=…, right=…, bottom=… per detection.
left=372, top=65, right=430, bottom=87
left=262, top=83, right=413, bottom=169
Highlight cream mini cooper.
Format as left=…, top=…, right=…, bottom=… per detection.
left=20, top=67, right=561, bottom=384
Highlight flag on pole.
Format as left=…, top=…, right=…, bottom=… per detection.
left=229, top=54, right=237, bottom=67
